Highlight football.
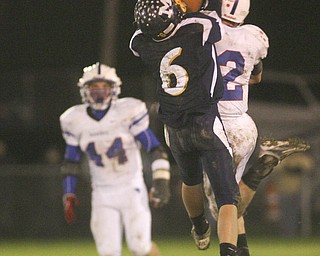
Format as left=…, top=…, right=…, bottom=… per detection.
left=183, top=0, right=203, bottom=12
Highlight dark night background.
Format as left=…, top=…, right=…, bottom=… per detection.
left=0, top=0, right=320, bottom=241
left=1, top=1, right=319, bottom=73
left=0, top=0, right=319, bottom=163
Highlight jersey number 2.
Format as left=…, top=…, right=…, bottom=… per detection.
left=218, top=50, right=244, bottom=101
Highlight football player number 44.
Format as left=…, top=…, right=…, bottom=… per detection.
left=86, top=138, right=128, bottom=167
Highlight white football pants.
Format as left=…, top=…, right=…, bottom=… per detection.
left=90, top=179, right=152, bottom=256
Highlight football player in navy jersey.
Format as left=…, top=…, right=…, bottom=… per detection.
left=130, top=1, right=239, bottom=255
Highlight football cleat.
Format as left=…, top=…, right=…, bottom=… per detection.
left=259, top=138, right=310, bottom=163
left=191, top=224, right=211, bottom=250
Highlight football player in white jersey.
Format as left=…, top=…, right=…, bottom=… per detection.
left=60, top=63, right=170, bottom=256
left=216, top=0, right=268, bottom=183
left=180, top=1, right=310, bottom=255
left=197, top=1, right=310, bottom=255
left=204, top=1, right=268, bottom=255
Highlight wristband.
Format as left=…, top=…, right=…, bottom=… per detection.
left=63, top=175, right=77, bottom=194
left=151, top=159, right=170, bottom=172
left=153, top=169, right=170, bottom=180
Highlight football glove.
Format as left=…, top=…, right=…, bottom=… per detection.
left=63, top=193, right=79, bottom=224
left=150, top=177, right=171, bottom=208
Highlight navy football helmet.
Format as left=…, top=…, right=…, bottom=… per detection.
left=134, top=0, right=186, bottom=41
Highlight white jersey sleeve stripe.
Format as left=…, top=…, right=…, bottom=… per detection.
left=129, top=112, right=148, bottom=129
left=210, top=44, right=218, bottom=97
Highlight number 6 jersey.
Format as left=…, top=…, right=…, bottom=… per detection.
left=130, top=11, right=224, bottom=128
left=60, top=97, right=149, bottom=187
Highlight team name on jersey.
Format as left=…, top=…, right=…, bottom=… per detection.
left=89, top=131, right=110, bottom=137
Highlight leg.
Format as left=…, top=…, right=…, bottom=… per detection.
left=236, top=216, right=250, bottom=256
left=91, top=205, right=122, bottom=256
left=241, top=137, right=310, bottom=195
left=237, top=216, right=246, bottom=236
left=201, top=148, right=239, bottom=255
left=182, top=183, right=205, bottom=218
left=217, top=204, right=238, bottom=245
left=123, top=182, right=155, bottom=256
left=166, top=130, right=211, bottom=250
left=218, top=113, right=257, bottom=254
left=201, top=116, right=239, bottom=256
left=165, top=111, right=239, bottom=255
left=183, top=183, right=211, bottom=250
left=146, top=242, right=160, bottom=256
left=238, top=181, right=256, bottom=217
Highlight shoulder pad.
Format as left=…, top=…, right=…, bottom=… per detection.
left=60, top=104, right=86, bottom=124
left=116, top=98, right=149, bottom=135
left=242, top=24, right=269, bottom=49
left=60, top=105, right=87, bottom=146
left=115, top=97, right=147, bottom=115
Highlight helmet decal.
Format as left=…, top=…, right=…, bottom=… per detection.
left=230, top=0, right=239, bottom=15
left=97, top=62, right=101, bottom=74
left=159, top=0, right=171, bottom=16
left=221, top=0, right=250, bottom=25
left=134, top=0, right=185, bottom=40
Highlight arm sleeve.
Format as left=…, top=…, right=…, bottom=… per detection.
left=134, top=128, right=161, bottom=153
left=64, top=144, right=82, bottom=162
left=63, top=175, right=77, bottom=194
left=61, top=145, right=82, bottom=177
left=135, top=128, right=170, bottom=179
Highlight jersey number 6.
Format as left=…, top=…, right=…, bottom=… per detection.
left=160, top=47, right=189, bottom=96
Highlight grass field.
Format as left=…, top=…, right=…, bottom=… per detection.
left=0, top=236, right=319, bottom=256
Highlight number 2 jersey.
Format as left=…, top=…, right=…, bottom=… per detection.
left=130, top=11, right=224, bottom=128
left=60, top=97, right=149, bottom=187
left=216, top=23, right=269, bottom=117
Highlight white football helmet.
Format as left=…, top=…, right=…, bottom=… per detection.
left=221, top=0, right=250, bottom=25
left=78, top=63, right=122, bottom=110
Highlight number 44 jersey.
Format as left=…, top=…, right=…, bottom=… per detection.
left=216, top=23, right=269, bottom=117
left=60, top=97, right=149, bottom=187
